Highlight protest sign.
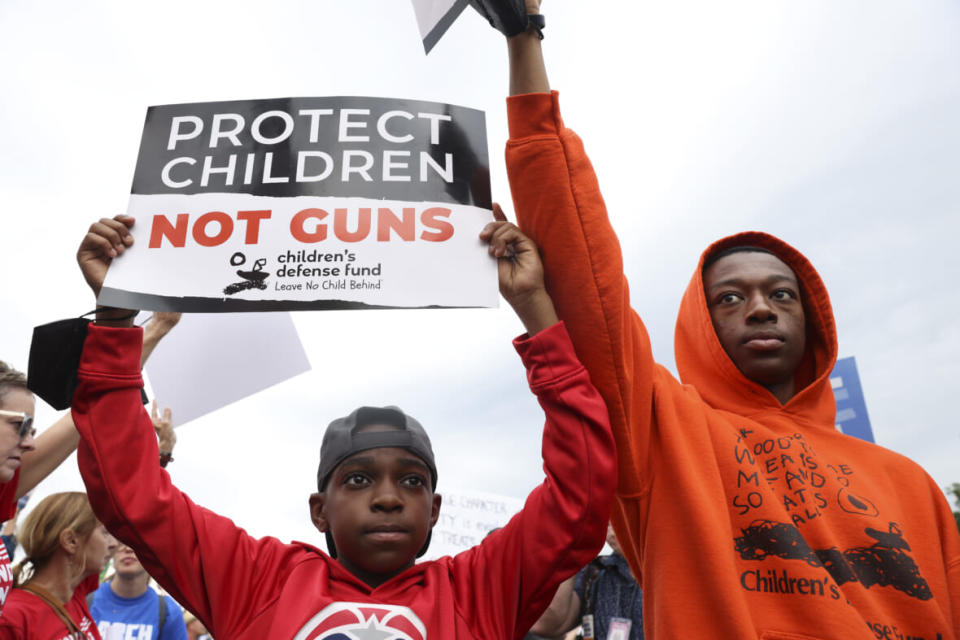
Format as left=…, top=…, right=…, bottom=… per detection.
left=410, top=0, right=530, bottom=53
left=141, top=312, right=310, bottom=426
left=410, top=0, right=471, bottom=53
left=99, top=96, right=495, bottom=313
left=425, top=488, right=523, bottom=559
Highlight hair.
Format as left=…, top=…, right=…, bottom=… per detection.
left=0, top=360, right=28, bottom=406
left=12, top=492, right=98, bottom=586
left=702, top=245, right=779, bottom=271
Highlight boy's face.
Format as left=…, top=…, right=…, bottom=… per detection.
left=310, top=442, right=441, bottom=587
left=703, top=251, right=806, bottom=402
left=113, top=543, right=147, bottom=579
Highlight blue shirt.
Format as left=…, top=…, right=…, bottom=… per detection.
left=573, top=553, right=644, bottom=640
left=90, top=580, right=189, bottom=640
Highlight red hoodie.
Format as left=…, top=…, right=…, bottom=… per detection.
left=71, top=321, right=616, bottom=639
left=506, top=91, right=960, bottom=639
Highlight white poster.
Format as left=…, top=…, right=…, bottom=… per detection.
left=425, top=488, right=523, bottom=559
left=142, top=312, right=310, bottom=426
left=100, top=96, right=496, bottom=313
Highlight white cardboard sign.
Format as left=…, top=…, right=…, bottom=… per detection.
left=426, top=488, right=523, bottom=559
left=142, top=312, right=310, bottom=426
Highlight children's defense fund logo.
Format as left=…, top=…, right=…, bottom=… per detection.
left=293, top=602, right=427, bottom=640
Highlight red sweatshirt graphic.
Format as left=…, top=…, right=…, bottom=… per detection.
left=506, top=91, right=960, bottom=639
left=0, top=575, right=100, bottom=639
left=71, top=321, right=616, bottom=639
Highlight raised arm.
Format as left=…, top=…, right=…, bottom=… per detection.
left=14, top=413, right=77, bottom=499
left=453, top=217, right=616, bottom=638
left=72, top=216, right=300, bottom=638
left=507, top=1, right=549, bottom=95
left=496, top=2, right=660, bottom=573
left=140, top=312, right=182, bottom=368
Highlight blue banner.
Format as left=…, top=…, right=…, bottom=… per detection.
left=830, top=357, right=875, bottom=443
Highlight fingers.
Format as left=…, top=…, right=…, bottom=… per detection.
left=478, top=203, right=512, bottom=241
left=163, top=407, right=172, bottom=424
left=151, top=400, right=159, bottom=421
left=485, top=222, right=537, bottom=258
left=81, top=216, right=135, bottom=258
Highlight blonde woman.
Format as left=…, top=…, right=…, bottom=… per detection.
left=0, top=492, right=116, bottom=639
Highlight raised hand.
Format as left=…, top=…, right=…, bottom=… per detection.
left=480, top=204, right=558, bottom=335
left=151, top=401, right=177, bottom=468
left=77, top=215, right=135, bottom=297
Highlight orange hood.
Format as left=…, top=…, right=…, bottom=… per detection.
left=674, top=232, right=838, bottom=423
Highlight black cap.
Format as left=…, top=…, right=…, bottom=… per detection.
left=317, top=406, right=437, bottom=492
left=317, top=406, right=438, bottom=560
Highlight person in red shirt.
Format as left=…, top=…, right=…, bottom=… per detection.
left=69, top=212, right=617, bottom=639
left=0, top=492, right=116, bottom=639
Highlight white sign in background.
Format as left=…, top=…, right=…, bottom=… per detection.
left=424, top=488, right=523, bottom=559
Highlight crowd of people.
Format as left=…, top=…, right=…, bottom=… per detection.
left=0, top=1, right=957, bottom=638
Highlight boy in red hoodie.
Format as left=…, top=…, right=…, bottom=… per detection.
left=495, top=2, right=960, bottom=638
left=71, top=213, right=616, bottom=639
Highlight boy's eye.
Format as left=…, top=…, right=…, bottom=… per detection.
left=401, top=475, right=426, bottom=488
left=343, top=473, right=370, bottom=487
left=772, top=289, right=796, bottom=301
left=717, top=292, right=742, bottom=305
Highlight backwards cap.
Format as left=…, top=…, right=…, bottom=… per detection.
left=317, top=406, right=437, bottom=492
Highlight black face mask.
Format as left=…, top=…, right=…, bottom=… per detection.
left=27, top=310, right=143, bottom=410
left=27, top=316, right=93, bottom=410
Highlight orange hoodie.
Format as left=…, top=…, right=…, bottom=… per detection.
left=506, top=91, right=960, bottom=640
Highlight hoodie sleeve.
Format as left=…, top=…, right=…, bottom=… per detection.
left=71, top=324, right=302, bottom=640
left=506, top=91, right=660, bottom=564
left=450, top=322, right=616, bottom=640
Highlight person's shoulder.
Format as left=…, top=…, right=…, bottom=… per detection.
left=1, top=588, right=42, bottom=621
left=89, top=579, right=112, bottom=610
left=160, top=591, right=184, bottom=613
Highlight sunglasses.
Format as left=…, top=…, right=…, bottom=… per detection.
left=0, top=410, right=36, bottom=439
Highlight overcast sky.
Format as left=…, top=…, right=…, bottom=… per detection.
left=1, top=1, right=958, bottom=548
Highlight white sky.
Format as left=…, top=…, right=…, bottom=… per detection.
left=1, top=1, right=958, bottom=547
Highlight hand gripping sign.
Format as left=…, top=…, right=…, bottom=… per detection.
left=99, top=96, right=496, bottom=312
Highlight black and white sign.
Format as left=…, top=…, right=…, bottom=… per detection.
left=99, top=96, right=496, bottom=312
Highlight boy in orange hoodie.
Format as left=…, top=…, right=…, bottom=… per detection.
left=493, top=2, right=960, bottom=638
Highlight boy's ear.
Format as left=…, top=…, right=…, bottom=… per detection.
left=309, top=493, right=328, bottom=533
left=429, top=493, right=442, bottom=529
